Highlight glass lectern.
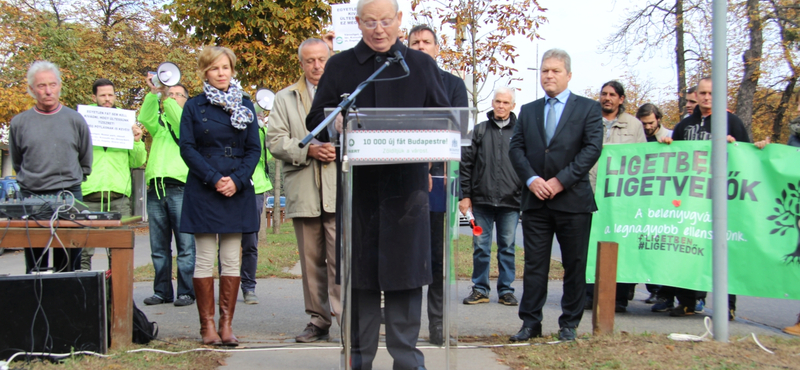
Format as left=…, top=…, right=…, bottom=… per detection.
left=327, top=107, right=476, bottom=370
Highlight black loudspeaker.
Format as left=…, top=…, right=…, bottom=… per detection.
left=0, top=271, right=107, bottom=360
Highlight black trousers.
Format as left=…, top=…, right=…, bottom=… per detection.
left=22, top=187, right=83, bottom=274
left=427, top=212, right=444, bottom=329
left=518, top=208, right=592, bottom=329
left=585, top=282, right=634, bottom=307
left=675, top=289, right=737, bottom=311
left=352, top=288, right=425, bottom=370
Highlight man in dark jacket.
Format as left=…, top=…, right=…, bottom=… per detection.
left=408, top=24, right=469, bottom=346
left=668, top=77, right=748, bottom=320
left=306, top=0, right=449, bottom=367
left=459, top=87, right=522, bottom=307
left=672, top=78, right=749, bottom=143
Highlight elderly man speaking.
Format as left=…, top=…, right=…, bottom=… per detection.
left=306, top=0, right=449, bottom=368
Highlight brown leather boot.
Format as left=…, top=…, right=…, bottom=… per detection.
left=193, top=277, right=222, bottom=346
left=784, top=313, right=800, bottom=337
left=218, top=275, right=240, bottom=346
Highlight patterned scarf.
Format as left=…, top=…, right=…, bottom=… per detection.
left=203, top=78, right=253, bottom=130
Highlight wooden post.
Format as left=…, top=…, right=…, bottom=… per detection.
left=592, top=241, right=619, bottom=336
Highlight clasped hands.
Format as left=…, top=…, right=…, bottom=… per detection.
left=308, top=142, right=336, bottom=162
left=216, top=177, right=238, bottom=197
left=529, top=177, right=565, bottom=201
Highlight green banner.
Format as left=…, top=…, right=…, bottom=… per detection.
left=588, top=141, right=800, bottom=300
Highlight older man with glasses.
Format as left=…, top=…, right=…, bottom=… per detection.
left=306, top=0, right=449, bottom=367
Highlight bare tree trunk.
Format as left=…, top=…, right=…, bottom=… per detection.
left=469, top=0, right=479, bottom=125
left=734, top=0, right=763, bottom=138
left=772, top=76, right=797, bottom=143
left=675, top=0, right=688, bottom=117
left=272, top=160, right=282, bottom=233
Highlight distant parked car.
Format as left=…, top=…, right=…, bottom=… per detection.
left=0, top=176, right=19, bottom=201
left=266, top=196, right=286, bottom=209
left=0, top=176, right=16, bottom=255
left=459, top=212, right=469, bottom=226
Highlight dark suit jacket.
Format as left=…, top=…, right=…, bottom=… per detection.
left=440, top=68, right=468, bottom=108
left=508, top=92, right=603, bottom=214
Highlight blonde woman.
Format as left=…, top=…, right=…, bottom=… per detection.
left=179, top=46, right=261, bottom=346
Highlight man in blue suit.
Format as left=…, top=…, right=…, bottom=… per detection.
left=508, top=49, right=603, bottom=342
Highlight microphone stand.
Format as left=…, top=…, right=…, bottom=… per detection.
left=298, top=53, right=407, bottom=149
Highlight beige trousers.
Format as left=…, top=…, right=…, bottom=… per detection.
left=194, top=233, right=242, bottom=278
left=293, top=213, right=342, bottom=329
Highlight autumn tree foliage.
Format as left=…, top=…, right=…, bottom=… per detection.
left=0, top=0, right=201, bottom=125
left=166, top=0, right=347, bottom=93
left=603, top=0, right=800, bottom=144
left=410, top=0, right=547, bottom=111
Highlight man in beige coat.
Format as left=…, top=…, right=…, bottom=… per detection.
left=586, top=80, right=646, bottom=312
left=266, top=38, right=341, bottom=343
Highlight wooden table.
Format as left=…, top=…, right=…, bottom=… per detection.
left=0, top=216, right=141, bottom=349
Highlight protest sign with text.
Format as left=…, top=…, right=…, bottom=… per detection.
left=588, top=141, right=800, bottom=300
left=331, top=4, right=361, bottom=51
left=77, top=105, right=135, bottom=150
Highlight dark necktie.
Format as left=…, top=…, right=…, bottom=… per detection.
left=546, top=97, right=557, bottom=145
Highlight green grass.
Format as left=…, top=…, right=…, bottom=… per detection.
left=134, top=222, right=565, bottom=282
left=22, top=338, right=227, bottom=370
left=134, top=222, right=300, bottom=282
left=491, top=332, right=800, bottom=370
left=453, top=233, right=564, bottom=280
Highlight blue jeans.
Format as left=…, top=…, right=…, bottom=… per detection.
left=147, top=185, right=196, bottom=300
left=240, top=193, right=265, bottom=292
left=470, top=204, right=519, bottom=296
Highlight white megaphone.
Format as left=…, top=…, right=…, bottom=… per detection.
left=255, top=88, right=276, bottom=111
left=150, top=62, right=182, bottom=87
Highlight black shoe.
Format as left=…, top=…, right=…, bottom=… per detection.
left=668, top=304, right=696, bottom=317
left=463, top=288, right=489, bottom=305
left=615, top=303, right=627, bottom=313
left=498, top=293, right=518, bottom=306
left=174, top=294, right=195, bottom=306
left=143, top=295, right=172, bottom=305
left=558, top=327, right=577, bottom=341
left=584, top=300, right=593, bottom=310
left=295, top=323, right=330, bottom=343
left=429, top=325, right=443, bottom=346
left=509, top=323, right=542, bottom=342
left=644, top=293, right=658, bottom=304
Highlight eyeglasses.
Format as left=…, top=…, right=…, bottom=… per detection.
left=361, top=14, right=397, bottom=29
left=167, top=92, right=187, bottom=99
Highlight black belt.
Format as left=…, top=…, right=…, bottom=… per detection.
left=198, top=147, right=244, bottom=158
left=149, top=179, right=185, bottom=189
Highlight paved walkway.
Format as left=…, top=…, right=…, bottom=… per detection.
left=1, top=227, right=797, bottom=369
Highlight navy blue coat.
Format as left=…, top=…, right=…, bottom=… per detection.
left=179, top=92, right=261, bottom=234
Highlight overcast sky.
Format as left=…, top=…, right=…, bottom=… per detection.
left=401, top=0, right=679, bottom=113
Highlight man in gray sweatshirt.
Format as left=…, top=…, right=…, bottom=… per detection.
left=9, top=60, right=93, bottom=273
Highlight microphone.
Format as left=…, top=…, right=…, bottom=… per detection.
left=393, top=50, right=409, bottom=74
